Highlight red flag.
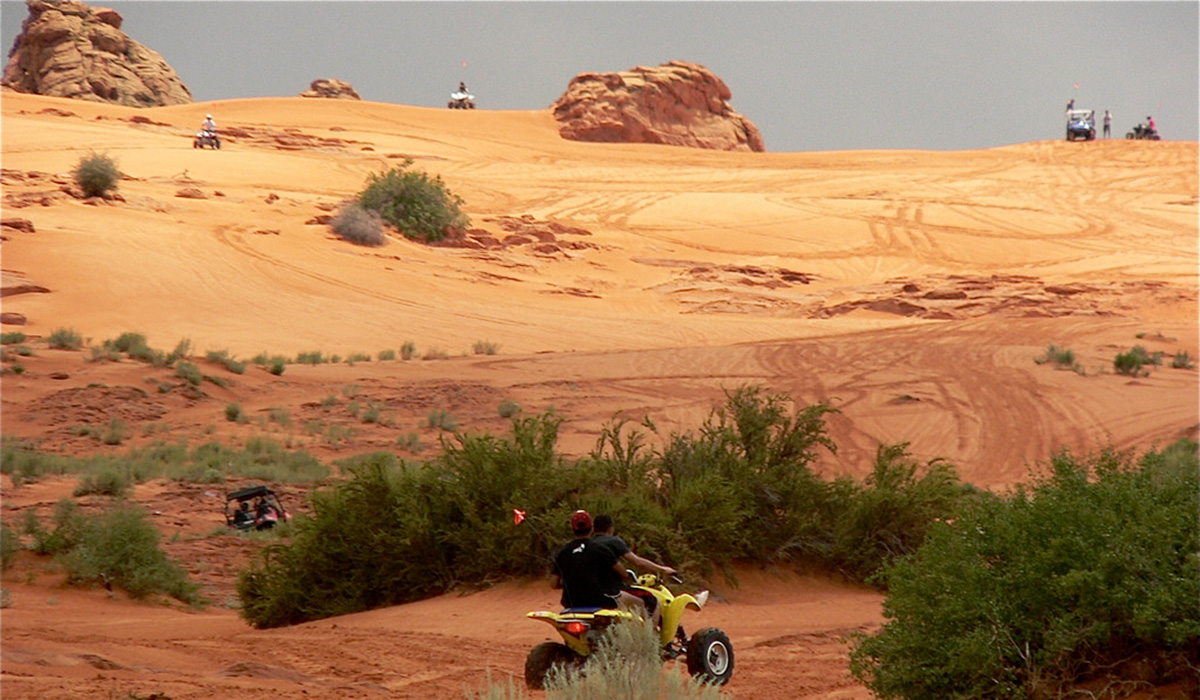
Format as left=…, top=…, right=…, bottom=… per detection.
left=1073, top=83, right=1080, bottom=89
left=513, top=509, right=526, bottom=525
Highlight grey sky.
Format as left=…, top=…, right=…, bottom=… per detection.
left=3, top=1, right=1197, bottom=152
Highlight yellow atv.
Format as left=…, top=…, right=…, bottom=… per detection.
left=524, top=571, right=733, bottom=689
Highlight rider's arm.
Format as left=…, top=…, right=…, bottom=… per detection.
left=622, top=551, right=675, bottom=577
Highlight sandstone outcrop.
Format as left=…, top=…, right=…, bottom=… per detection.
left=299, top=78, right=361, bottom=100
left=551, top=60, right=764, bottom=152
left=2, top=0, right=192, bottom=107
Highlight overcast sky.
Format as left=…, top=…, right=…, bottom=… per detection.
left=3, top=1, right=1197, bottom=152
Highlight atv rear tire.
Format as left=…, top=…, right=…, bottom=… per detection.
left=687, top=627, right=733, bottom=685
left=525, top=641, right=581, bottom=690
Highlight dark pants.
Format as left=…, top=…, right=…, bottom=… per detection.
left=1103, top=125, right=1111, bottom=138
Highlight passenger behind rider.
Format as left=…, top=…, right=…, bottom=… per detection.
left=551, top=510, right=625, bottom=610
left=592, top=513, right=675, bottom=624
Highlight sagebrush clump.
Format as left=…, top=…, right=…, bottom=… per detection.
left=331, top=201, right=386, bottom=246
left=73, top=152, right=121, bottom=198
left=356, top=159, right=470, bottom=242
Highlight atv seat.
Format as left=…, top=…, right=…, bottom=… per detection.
left=561, top=607, right=606, bottom=614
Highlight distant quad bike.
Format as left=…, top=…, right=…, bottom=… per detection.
left=193, top=130, right=221, bottom=149
left=448, top=90, right=476, bottom=109
left=524, top=570, right=733, bottom=690
left=1126, top=123, right=1161, bottom=140
left=225, top=485, right=290, bottom=531
left=1065, top=109, right=1096, bottom=141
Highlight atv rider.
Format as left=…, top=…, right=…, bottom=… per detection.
left=551, top=510, right=625, bottom=610
left=201, top=113, right=216, bottom=135
left=592, top=513, right=675, bottom=624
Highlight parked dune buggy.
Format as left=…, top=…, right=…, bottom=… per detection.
left=225, top=485, right=290, bottom=531
left=1066, top=109, right=1096, bottom=141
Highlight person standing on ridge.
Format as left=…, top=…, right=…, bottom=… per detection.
left=1065, top=98, right=1075, bottom=112
left=1103, top=110, right=1112, bottom=138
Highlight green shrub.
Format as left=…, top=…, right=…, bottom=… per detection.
left=400, top=341, right=416, bottom=360
left=268, top=356, right=286, bottom=376
left=362, top=402, right=383, bottom=424
left=473, top=340, right=499, bottom=355
left=100, top=418, right=128, bottom=445
left=345, top=352, right=372, bottom=364
left=73, top=468, right=130, bottom=497
left=206, top=349, right=246, bottom=374
left=296, top=350, right=326, bottom=365
left=1, top=332, right=27, bottom=345
left=175, top=361, right=203, bottom=385
left=426, top=408, right=458, bottom=431
left=59, top=504, right=202, bottom=605
left=378, top=349, right=396, bottom=361
left=24, top=500, right=87, bottom=555
left=331, top=201, right=386, bottom=246
left=498, top=400, right=521, bottom=418
left=1172, top=350, right=1194, bottom=369
left=269, top=407, right=292, bottom=427
left=0, top=521, right=19, bottom=571
left=73, top=151, right=120, bottom=198
left=849, top=440, right=1200, bottom=699
left=357, top=160, right=470, bottom=242
left=225, top=402, right=245, bottom=423
left=47, top=327, right=84, bottom=350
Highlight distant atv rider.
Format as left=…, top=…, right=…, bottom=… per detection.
left=201, top=113, right=216, bottom=134
left=551, top=510, right=626, bottom=609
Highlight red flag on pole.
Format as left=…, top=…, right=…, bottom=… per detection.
left=1073, top=83, right=1080, bottom=89
left=513, top=509, right=526, bottom=525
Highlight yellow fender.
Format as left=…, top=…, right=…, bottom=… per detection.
left=658, top=590, right=708, bottom=646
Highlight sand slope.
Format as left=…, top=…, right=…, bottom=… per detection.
left=1, top=91, right=1197, bottom=698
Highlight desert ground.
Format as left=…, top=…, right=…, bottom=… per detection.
left=1, top=90, right=1197, bottom=699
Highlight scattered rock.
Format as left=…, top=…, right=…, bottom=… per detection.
left=49, top=371, right=70, bottom=380
left=298, top=78, right=361, bottom=100
left=265, top=193, right=279, bottom=204
left=1, top=312, right=28, bottom=325
left=175, top=188, right=206, bottom=199
left=306, top=215, right=333, bottom=226
left=552, top=60, right=764, bottom=152
left=0, top=270, right=50, bottom=297
left=2, top=0, right=193, bottom=107
left=1, top=218, right=35, bottom=232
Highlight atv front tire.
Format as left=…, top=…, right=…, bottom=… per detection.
left=687, top=627, right=733, bottom=685
left=525, top=641, right=581, bottom=690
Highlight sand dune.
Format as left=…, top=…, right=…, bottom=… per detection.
left=1, top=91, right=1196, bottom=698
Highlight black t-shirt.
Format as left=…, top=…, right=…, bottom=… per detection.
left=553, top=536, right=619, bottom=609
left=590, top=533, right=631, bottom=596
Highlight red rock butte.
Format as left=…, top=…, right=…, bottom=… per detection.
left=2, top=0, right=192, bottom=107
left=552, top=60, right=765, bottom=152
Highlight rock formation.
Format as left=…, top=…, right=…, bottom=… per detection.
left=299, top=78, right=361, bottom=100
left=2, top=0, right=192, bottom=107
left=551, top=60, right=764, bottom=152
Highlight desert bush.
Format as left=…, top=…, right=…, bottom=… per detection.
left=498, top=400, right=521, bottom=418
left=345, top=352, right=372, bottom=364
left=331, top=201, right=386, bottom=246
left=73, top=151, right=120, bottom=198
left=87, top=344, right=122, bottom=363
left=1034, top=344, right=1083, bottom=373
left=849, top=439, right=1200, bottom=699
left=378, top=349, right=396, bottom=361
left=1, top=332, right=27, bottom=345
left=23, top=500, right=87, bottom=555
left=268, top=407, right=292, bottom=427
left=357, top=160, right=469, bottom=242
left=101, top=417, right=128, bottom=445
left=423, top=348, right=449, bottom=360
left=2, top=437, right=80, bottom=485
left=73, top=467, right=130, bottom=497
left=296, top=350, right=326, bottom=365
left=426, top=408, right=458, bottom=431
left=175, top=438, right=329, bottom=484
left=400, top=341, right=416, bottom=360
left=58, top=504, right=202, bottom=605
left=225, top=402, right=245, bottom=423
left=1172, top=350, right=1194, bottom=369
left=206, top=349, right=246, bottom=374
left=267, top=356, right=287, bottom=375
left=0, top=521, right=19, bottom=571
left=473, top=340, right=499, bottom=355
left=47, top=327, right=83, bottom=350
left=544, top=618, right=729, bottom=699
left=175, top=361, right=203, bottom=385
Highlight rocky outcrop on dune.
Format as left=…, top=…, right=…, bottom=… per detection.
left=299, top=78, right=361, bottom=100
left=551, top=60, right=764, bottom=152
left=2, top=0, right=192, bottom=107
